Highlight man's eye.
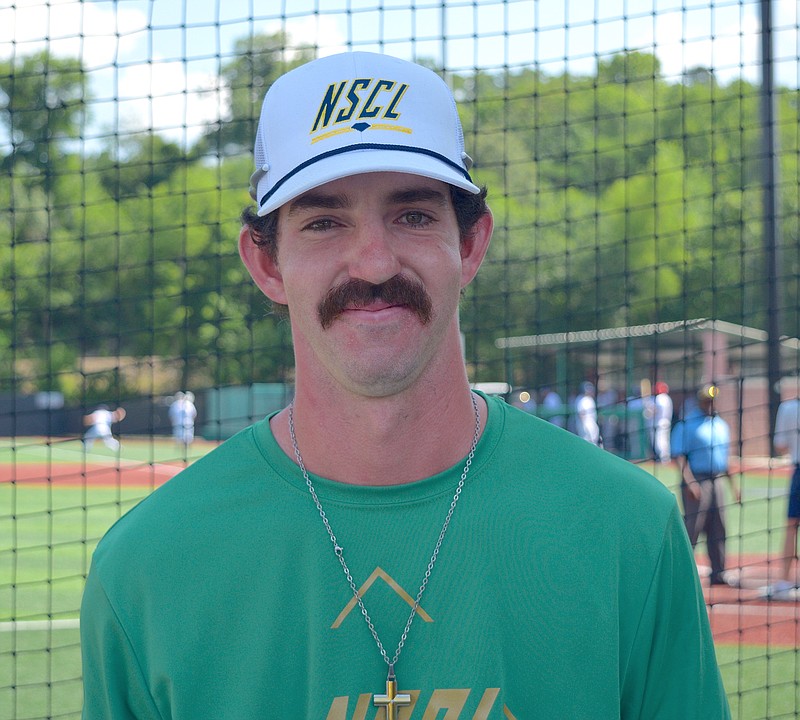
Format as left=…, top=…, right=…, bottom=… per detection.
left=401, top=211, right=430, bottom=227
left=303, top=218, right=336, bottom=231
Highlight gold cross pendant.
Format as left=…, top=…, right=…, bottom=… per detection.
left=373, top=665, right=411, bottom=720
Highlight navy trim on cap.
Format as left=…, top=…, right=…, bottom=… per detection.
left=258, top=143, right=475, bottom=211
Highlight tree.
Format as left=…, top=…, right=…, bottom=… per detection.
left=0, top=51, right=88, bottom=173
left=2, top=44, right=799, bottom=400
left=97, top=133, right=188, bottom=201
left=196, top=33, right=314, bottom=158
left=597, top=52, right=662, bottom=86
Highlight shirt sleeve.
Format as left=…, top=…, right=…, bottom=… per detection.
left=80, top=564, right=163, bottom=720
left=774, top=402, right=795, bottom=451
left=620, top=504, right=731, bottom=720
left=670, top=421, right=685, bottom=457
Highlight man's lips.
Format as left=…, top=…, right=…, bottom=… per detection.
left=341, top=302, right=411, bottom=322
left=345, top=301, right=398, bottom=313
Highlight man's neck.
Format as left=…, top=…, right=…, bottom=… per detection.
left=272, top=382, right=486, bottom=486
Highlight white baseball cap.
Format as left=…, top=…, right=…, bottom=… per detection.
left=249, top=51, right=480, bottom=216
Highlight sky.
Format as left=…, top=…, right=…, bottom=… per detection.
left=0, top=0, right=797, bottom=148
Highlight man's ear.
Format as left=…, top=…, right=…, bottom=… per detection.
left=459, top=209, right=494, bottom=289
left=238, top=226, right=287, bottom=305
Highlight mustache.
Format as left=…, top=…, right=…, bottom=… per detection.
left=317, top=275, right=433, bottom=329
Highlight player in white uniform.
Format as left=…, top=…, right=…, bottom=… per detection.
left=575, top=381, right=601, bottom=446
left=541, top=387, right=566, bottom=428
left=645, top=381, right=673, bottom=462
left=83, top=405, right=125, bottom=451
left=169, top=392, right=197, bottom=448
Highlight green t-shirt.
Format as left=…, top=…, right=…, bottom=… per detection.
left=80, top=394, right=730, bottom=719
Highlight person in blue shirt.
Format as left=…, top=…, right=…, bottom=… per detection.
left=672, top=384, right=741, bottom=586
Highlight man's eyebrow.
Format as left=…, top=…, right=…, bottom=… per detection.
left=286, top=191, right=351, bottom=215
left=286, top=185, right=449, bottom=215
left=387, top=187, right=449, bottom=206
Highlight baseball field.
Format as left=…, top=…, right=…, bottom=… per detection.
left=1, top=438, right=798, bottom=719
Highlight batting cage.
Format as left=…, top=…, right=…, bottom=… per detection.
left=1, top=0, right=799, bottom=717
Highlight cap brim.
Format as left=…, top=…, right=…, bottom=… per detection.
left=256, top=149, right=480, bottom=216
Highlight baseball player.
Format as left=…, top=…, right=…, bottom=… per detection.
left=83, top=404, right=125, bottom=451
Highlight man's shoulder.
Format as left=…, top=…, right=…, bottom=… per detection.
left=673, top=411, right=702, bottom=431
left=713, top=413, right=731, bottom=431
left=777, top=398, right=800, bottom=415
left=90, top=421, right=272, bottom=564
left=491, top=397, right=676, bottom=509
left=776, top=399, right=800, bottom=432
left=483, top=401, right=680, bottom=566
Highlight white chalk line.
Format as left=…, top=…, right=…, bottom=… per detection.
left=0, top=618, right=80, bottom=632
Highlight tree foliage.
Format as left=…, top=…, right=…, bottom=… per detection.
left=0, top=41, right=798, bottom=400
left=0, top=51, right=88, bottom=172
left=196, top=33, right=314, bottom=157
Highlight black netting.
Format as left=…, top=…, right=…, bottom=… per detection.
left=1, top=1, right=799, bottom=717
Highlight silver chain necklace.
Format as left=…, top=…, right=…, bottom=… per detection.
left=287, top=392, right=481, bottom=717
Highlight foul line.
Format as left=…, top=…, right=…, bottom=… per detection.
left=0, top=619, right=80, bottom=632
left=708, top=603, right=800, bottom=617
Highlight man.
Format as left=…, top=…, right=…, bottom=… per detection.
left=762, top=376, right=800, bottom=600
left=168, top=391, right=197, bottom=449
left=540, top=385, right=566, bottom=427
left=645, top=381, right=673, bottom=463
left=575, top=381, right=602, bottom=446
left=672, top=384, right=740, bottom=587
left=596, top=381, right=620, bottom=453
left=82, top=404, right=125, bottom=452
left=80, top=52, right=729, bottom=718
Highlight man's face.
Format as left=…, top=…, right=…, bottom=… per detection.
left=263, top=172, right=486, bottom=398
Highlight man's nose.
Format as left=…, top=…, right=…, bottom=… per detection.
left=346, top=222, right=402, bottom=286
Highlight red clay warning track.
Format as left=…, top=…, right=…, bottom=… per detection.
left=2, top=461, right=181, bottom=487
left=700, top=555, right=799, bottom=647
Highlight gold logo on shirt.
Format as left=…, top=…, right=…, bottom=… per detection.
left=326, top=688, right=518, bottom=719
left=331, top=566, right=433, bottom=629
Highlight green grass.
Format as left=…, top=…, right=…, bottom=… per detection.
left=718, top=645, right=800, bottom=720
left=0, top=436, right=216, bottom=466
left=1, top=628, right=82, bottom=720
left=1, top=437, right=213, bottom=720
left=1, top=449, right=798, bottom=719
left=1, top=485, right=153, bottom=623
left=1, top=486, right=152, bottom=720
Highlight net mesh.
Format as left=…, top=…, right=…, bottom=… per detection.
left=1, top=0, right=799, bottom=717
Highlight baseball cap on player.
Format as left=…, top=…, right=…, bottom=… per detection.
left=249, top=51, right=480, bottom=216
left=697, top=384, right=719, bottom=401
